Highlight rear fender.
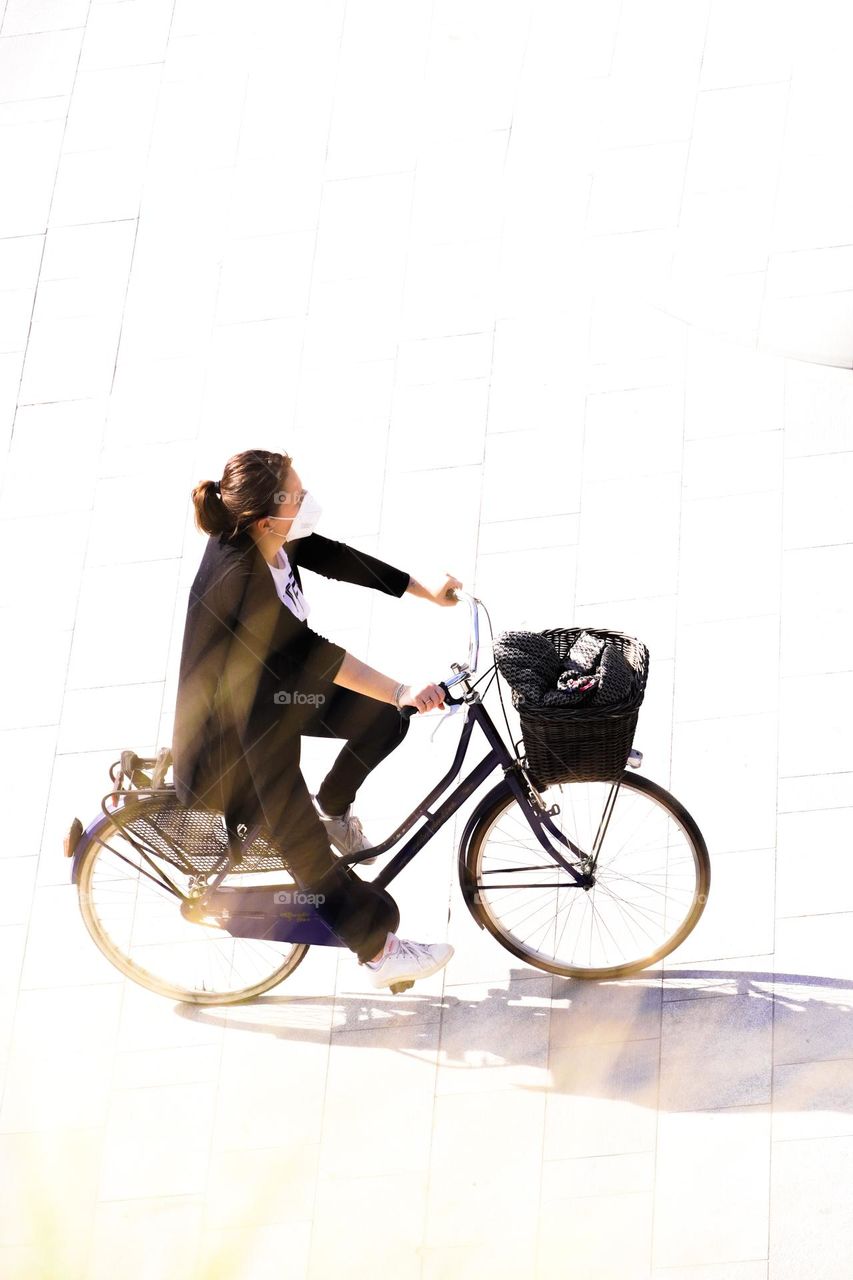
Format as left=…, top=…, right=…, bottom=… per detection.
left=66, top=812, right=114, bottom=886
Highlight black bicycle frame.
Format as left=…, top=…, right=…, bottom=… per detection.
left=339, top=693, right=590, bottom=891
left=82, top=688, right=595, bottom=906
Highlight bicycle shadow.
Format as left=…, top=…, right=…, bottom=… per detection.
left=177, top=966, right=853, bottom=1109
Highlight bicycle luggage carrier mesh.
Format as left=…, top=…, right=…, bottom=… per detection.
left=108, top=795, right=291, bottom=877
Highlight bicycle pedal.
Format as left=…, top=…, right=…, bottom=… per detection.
left=389, top=980, right=414, bottom=994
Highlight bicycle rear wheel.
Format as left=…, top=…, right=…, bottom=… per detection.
left=463, top=772, right=709, bottom=979
left=76, top=807, right=308, bottom=1004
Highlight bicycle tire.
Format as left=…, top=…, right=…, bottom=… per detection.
left=76, top=810, right=309, bottom=1005
left=461, top=772, right=710, bottom=980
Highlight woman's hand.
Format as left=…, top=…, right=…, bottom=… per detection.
left=434, top=573, right=463, bottom=606
left=406, top=572, right=464, bottom=606
left=398, top=682, right=446, bottom=713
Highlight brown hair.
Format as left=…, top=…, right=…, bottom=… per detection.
left=191, top=449, right=294, bottom=541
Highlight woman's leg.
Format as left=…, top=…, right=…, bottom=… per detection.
left=239, top=723, right=398, bottom=962
left=300, top=683, right=411, bottom=817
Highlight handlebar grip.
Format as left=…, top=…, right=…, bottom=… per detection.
left=399, top=680, right=462, bottom=718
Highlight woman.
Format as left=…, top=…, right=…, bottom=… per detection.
left=171, top=449, right=462, bottom=989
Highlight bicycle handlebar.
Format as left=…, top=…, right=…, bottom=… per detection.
left=399, top=588, right=479, bottom=718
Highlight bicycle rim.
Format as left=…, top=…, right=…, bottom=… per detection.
left=77, top=814, right=307, bottom=1004
left=467, top=773, right=709, bottom=979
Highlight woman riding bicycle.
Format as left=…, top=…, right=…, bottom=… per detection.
left=171, top=448, right=461, bottom=989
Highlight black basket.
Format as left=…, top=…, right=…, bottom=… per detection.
left=109, top=794, right=290, bottom=877
left=498, top=626, right=650, bottom=788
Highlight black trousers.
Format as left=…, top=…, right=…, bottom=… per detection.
left=240, top=684, right=410, bottom=963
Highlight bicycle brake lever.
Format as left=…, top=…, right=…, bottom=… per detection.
left=429, top=701, right=466, bottom=742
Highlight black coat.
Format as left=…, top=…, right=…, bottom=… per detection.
left=171, top=527, right=410, bottom=822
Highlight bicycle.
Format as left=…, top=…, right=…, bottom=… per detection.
left=63, top=591, right=710, bottom=1004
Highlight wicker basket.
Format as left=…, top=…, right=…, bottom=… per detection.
left=498, top=626, right=650, bottom=788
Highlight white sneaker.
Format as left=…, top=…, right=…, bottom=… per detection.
left=363, top=933, right=454, bottom=990
left=311, top=795, right=378, bottom=865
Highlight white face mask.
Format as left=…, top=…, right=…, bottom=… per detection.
left=268, top=490, right=322, bottom=541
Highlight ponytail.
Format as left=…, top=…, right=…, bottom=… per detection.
left=191, top=478, right=233, bottom=537
left=190, top=450, right=294, bottom=540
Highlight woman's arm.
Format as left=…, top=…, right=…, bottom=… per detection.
left=405, top=571, right=463, bottom=606
left=333, top=651, right=446, bottom=713
left=332, top=652, right=401, bottom=704
left=291, top=533, right=410, bottom=596
left=291, top=534, right=462, bottom=607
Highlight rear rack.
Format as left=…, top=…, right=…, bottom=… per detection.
left=98, top=746, right=289, bottom=880
left=107, top=746, right=173, bottom=798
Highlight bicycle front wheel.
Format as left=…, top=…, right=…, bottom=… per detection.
left=77, top=808, right=308, bottom=1004
left=463, top=772, right=710, bottom=980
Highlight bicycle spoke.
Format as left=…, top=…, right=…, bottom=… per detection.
left=79, top=809, right=306, bottom=1002
left=471, top=776, right=706, bottom=976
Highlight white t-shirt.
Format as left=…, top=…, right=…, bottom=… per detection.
left=267, top=546, right=310, bottom=621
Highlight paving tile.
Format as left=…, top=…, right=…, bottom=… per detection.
left=674, top=615, right=780, bottom=722
left=773, top=1057, right=853, bottom=1142
left=783, top=360, right=853, bottom=458
left=769, top=1135, right=853, bottom=1280
left=685, top=84, right=789, bottom=196
left=777, top=772, right=853, bottom=813
left=195, top=1220, right=311, bottom=1280
left=779, top=672, right=853, bottom=777
left=588, top=142, right=689, bottom=235
left=308, top=1171, right=426, bottom=1279
left=685, top=332, right=785, bottom=439
left=659, top=992, right=773, bottom=1111
left=651, top=1264, right=767, bottom=1280
left=0, top=27, right=82, bottom=101
left=548, top=976, right=662, bottom=1049
left=584, top=385, right=685, bottom=483
left=425, top=1087, right=544, bottom=1249
left=671, top=715, right=778, bottom=855
left=540, top=1150, right=656, bottom=1199
left=781, top=545, right=853, bottom=677
left=538, top=1189, right=654, bottom=1280
left=779, top=295, right=853, bottom=378
left=653, top=1105, right=771, bottom=1269
left=434, top=975, right=552, bottom=1094
left=776, top=808, right=853, bottom=918
left=663, top=849, right=776, bottom=965
left=782, top=453, right=853, bottom=550
left=661, top=957, right=775, bottom=1004
left=700, top=0, right=795, bottom=87
left=78, top=0, right=172, bottom=70
left=88, top=1195, right=204, bottom=1280
left=0, top=1126, right=103, bottom=1249
left=544, top=1038, right=659, bottom=1161
left=577, top=472, right=682, bottom=602
left=772, top=913, right=853, bottom=1066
